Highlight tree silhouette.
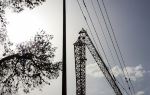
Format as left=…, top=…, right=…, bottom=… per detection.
left=0, top=0, right=62, bottom=95
left=0, top=0, right=46, bottom=42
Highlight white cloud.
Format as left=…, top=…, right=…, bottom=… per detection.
left=86, top=63, right=146, bottom=81
left=136, top=91, right=144, bottom=95
left=124, top=64, right=146, bottom=81
left=111, top=64, right=146, bottom=81
left=111, top=65, right=122, bottom=77
left=86, top=63, right=104, bottom=78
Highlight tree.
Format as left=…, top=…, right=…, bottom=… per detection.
left=0, top=0, right=62, bottom=95
left=0, top=0, right=46, bottom=43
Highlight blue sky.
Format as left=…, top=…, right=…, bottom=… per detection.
left=103, top=1, right=150, bottom=94
left=110, top=0, right=150, bottom=94
left=67, top=0, right=150, bottom=95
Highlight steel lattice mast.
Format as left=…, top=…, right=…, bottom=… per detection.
left=74, top=31, right=87, bottom=95
left=74, top=28, right=123, bottom=95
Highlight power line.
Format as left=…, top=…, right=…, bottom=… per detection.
left=76, top=0, right=100, bottom=53
left=76, top=0, right=135, bottom=94
left=75, top=1, right=121, bottom=93
left=82, top=0, right=113, bottom=74
left=76, top=0, right=113, bottom=81
left=116, top=80, right=130, bottom=95
left=96, top=0, right=126, bottom=79
left=96, top=0, right=133, bottom=95
left=81, top=3, right=128, bottom=94
left=101, top=0, right=136, bottom=94
left=90, top=0, right=126, bottom=88
left=90, top=1, right=132, bottom=95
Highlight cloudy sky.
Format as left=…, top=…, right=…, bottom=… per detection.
left=67, top=0, right=150, bottom=95
left=0, top=0, right=150, bottom=95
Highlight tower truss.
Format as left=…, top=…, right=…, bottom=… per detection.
left=74, top=28, right=123, bottom=95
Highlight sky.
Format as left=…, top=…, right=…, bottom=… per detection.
left=0, top=0, right=150, bottom=95
left=67, top=0, right=150, bottom=95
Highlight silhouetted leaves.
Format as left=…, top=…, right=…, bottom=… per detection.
left=0, top=31, right=61, bottom=95
left=0, top=9, right=7, bottom=44
left=0, top=0, right=62, bottom=95
left=0, top=0, right=46, bottom=44
left=8, top=0, right=46, bottom=12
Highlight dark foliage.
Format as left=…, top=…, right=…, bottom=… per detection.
left=0, top=31, right=61, bottom=95
left=8, top=0, right=46, bottom=12
left=0, top=0, right=46, bottom=43
left=0, top=0, right=62, bottom=95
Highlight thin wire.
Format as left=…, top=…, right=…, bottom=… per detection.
left=116, top=80, right=130, bottom=95
left=96, top=0, right=132, bottom=95
left=76, top=0, right=132, bottom=95
left=96, top=0, right=125, bottom=79
left=129, top=78, right=136, bottom=95
left=77, top=0, right=118, bottom=88
left=90, top=0, right=125, bottom=87
left=83, top=2, right=130, bottom=95
left=76, top=0, right=99, bottom=53
left=82, top=0, right=113, bottom=73
left=101, top=0, right=135, bottom=94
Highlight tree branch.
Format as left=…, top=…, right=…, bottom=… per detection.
left=0, top=53, right=34, bottom=64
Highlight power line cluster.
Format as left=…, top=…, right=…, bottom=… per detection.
left=75, top=0, right=136, bottom=95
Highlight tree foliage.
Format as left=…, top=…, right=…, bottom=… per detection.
left=8, top=0, right=46, bottom=12
left=0, top=0, right=46, bottom=44
left=0, top=0, right=62, bottom=95
left=0, top=31, right=61, bottom=95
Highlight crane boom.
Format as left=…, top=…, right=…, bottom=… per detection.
left=74, top=28, right=123, bottom=95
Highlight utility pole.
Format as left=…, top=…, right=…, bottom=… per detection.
left=62, top=0, right=67, bottom=95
